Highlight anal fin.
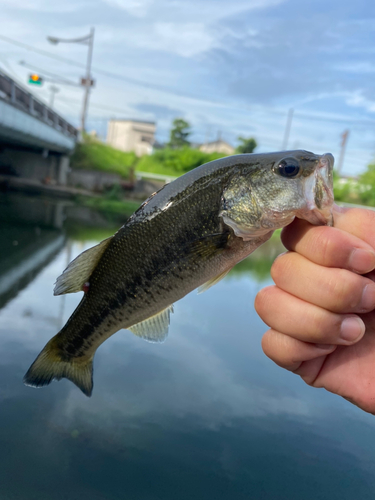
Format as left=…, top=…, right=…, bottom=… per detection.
left=129, top=305, right=174, bottom=343
left=54, top=236, right=112, bottom=295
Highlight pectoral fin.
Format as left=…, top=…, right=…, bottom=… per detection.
left=198, top=269, right=231, bottom=294
left=129, top=305, right=174, bottom=343
left=54, top=237, right=112, bottom=295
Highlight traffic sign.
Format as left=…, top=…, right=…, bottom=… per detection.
left=28, top=74, right=43, bottom=85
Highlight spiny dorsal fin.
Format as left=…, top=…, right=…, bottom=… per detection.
left=54, top=237, right=112, bottom=295
left=197, top=268, right=231, bottom=294
left=129, top=305, right=174, bottom=343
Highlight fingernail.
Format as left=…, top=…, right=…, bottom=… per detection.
left=332, top=204, right=349, bottom=217
left=340, top=316, right=365, bottom=343
left=361, top=284, right=375, bottom=311
left=349, top=249, right=375, bottom=274
left=332, top=204, right=348, bottom=213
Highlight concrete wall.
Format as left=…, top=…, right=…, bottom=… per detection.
left=68, top=169, right=121, bottom=191
left=0, top=148, right=70, bottom=184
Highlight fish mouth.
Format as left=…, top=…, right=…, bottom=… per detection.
left=298, top=153, right=335, bottom=226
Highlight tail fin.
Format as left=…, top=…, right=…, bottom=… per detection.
left=23, top=337, right=94, bottom=397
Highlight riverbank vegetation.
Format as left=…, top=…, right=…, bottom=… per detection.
left=70, top=135, right=137, bottom=178
left=73, top=120, right=258, bottom=179
left=333, top=164, right=375, bottom=207
left=72, top=121, right=375, bottom=209
left=136, top=147, right=227, bottom=177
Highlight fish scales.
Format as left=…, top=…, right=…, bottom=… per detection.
left=24, top=151, right=334, bottom=396
left=58, top=163, right=238, bottom=357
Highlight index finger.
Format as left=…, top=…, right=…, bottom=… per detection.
left=281, top=205, right=375, bottom=274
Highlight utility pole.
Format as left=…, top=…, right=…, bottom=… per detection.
left=81, top=27, right=95, bottom=133
left=281, top=108, right=294, bottom=150
left=47, top=28, right=95, bottom=135
left=49, top=85, right=59, bottom=108
left=336, top=130, right=350, bottom=175
left=204, top=125, right=212, bottom=144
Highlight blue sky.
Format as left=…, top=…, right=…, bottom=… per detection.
left=1, top=0, right=375, bottom=175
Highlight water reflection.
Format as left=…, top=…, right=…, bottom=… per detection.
left=1, top=193, right=375, bottom=500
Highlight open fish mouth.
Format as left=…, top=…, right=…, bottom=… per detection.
left=298, top=153, right=334, bottom=226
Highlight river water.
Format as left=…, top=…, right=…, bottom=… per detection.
left=1, top=192, right=375, bottom=500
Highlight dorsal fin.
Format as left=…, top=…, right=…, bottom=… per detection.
left=129, top=305, right=174, bottom=343
left=54, top=237, right=112, bottom=295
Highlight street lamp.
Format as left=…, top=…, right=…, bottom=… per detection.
left=49, top=85, right=59, bottom=108
left=47, top=28, right=95, bottom=133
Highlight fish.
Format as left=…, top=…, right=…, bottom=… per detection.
left=24, top=150, right=334, bottom=397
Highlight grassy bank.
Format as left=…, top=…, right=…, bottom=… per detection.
left=136, top=147, right=227, bottom=177
left=71, top=137, right=137, bottom=179
left=77, top=196, right=141, bottom=215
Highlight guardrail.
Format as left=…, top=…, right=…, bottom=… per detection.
left=135, top=171, right=178, bottom=184
left=0, top=69, right=78, bottom=140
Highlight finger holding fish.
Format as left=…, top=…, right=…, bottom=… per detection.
left=271, top=251, right=375, bottom=314
left=261, top=329, right=337, bottom=373
left=281, top=215, right=375, bottom=274
left=255, top=285, right=366, bottom=346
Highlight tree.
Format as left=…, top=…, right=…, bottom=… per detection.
left=168, top=118, right=191, bottom=149
left=235, top=136, right=257, bottom=154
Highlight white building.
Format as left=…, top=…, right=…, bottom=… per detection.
left=107, top=119, right=156, bottom=157
left=199, top=139, right=234, bottom=155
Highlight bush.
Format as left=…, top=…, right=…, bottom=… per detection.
left=333, top=171, right=360, bottom=204
left=358, top=162, right=375, bottom=206
left=136, top=147, right=227, bottom=176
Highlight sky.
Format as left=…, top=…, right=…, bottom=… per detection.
left=1, top=0, right=375, bottom=175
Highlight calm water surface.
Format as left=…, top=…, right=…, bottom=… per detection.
left=1, top=193, right=375, bottom=500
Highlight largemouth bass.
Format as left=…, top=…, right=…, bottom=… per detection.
left=24, top=150, right=334, bottom=396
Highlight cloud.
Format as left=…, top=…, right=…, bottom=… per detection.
left=133, top=102, right=182, bottom=120
left=103, top=0, right=153, bottom=17
left=0, top=0, right=89, bottom=12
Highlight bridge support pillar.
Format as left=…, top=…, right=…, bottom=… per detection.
left=57, top=155, right=70, bottom=185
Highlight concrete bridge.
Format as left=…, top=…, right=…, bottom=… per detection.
left=0, top=69, right=78, bottom=185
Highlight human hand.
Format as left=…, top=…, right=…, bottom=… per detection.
left=255, top=205, right=375, bottom=414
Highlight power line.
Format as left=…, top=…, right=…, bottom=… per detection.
left=0, top=35, right=85, bottom=68
left=4, top=34, right=375, bottom=127
left=0, top=34, right=223, bottom=106
left=3, top=34, right=375, bottom=135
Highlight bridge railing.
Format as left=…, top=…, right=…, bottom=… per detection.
left=0, top=70, right=78, bottom=140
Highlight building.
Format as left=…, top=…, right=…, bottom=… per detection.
left=107, top=119, right=156, bottom=156
left=199, top=139, right=234, bottom=155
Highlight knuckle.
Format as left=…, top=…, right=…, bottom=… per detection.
left=326, top=270, right=361, bottom=309
left=270, top=252, right=293, bottom=283
left=313, top=228, right=335, bottom=264
left=312, top=309, right=341, bottom=340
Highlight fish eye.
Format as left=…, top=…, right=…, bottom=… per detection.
left=274, top=157, right=301, bottom=178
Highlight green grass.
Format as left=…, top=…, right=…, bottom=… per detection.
left=79, top=197, right=141, bottom=215
left=71, top=138, right=137, bottom=179
left=64, top=224, right=119, bottom=242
